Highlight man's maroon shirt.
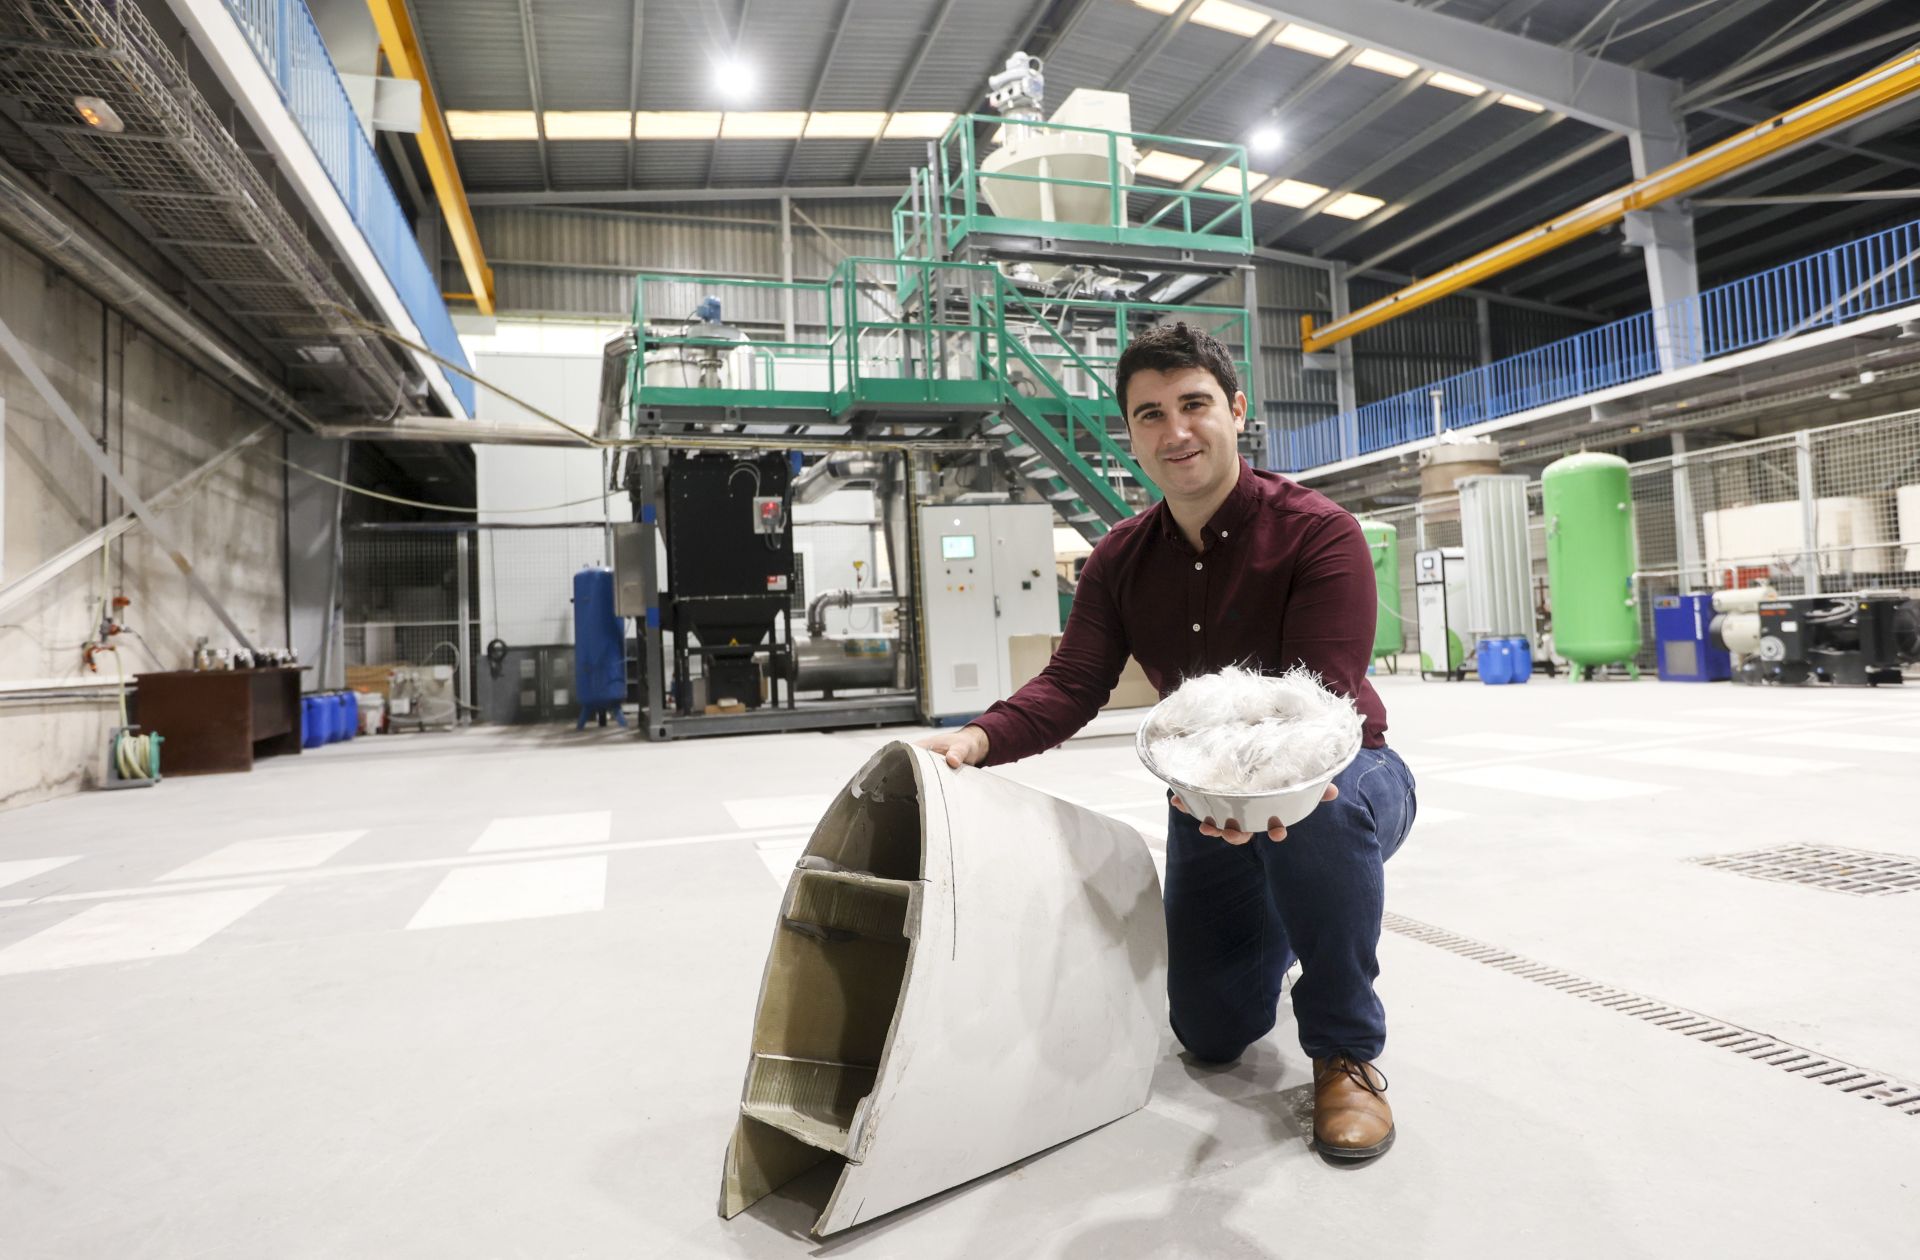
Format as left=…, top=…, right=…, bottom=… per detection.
left=971, top=460, right=1388, bottom=767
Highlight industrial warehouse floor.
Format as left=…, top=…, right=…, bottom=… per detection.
left=3, top=675, right=1918, bottom=1258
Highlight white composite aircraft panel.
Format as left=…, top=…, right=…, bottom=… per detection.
left=719, top=741, right=1167, bottom=1236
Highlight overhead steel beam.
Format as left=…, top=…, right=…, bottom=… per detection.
left=779, top=0, right=857, bottom=186
left=1352, top=134, right=1619, bottom=274
left=1152, top=17, right=1284, bottom=138
left=627, top=0, right=644, bottom=188
left=1686, top=19, right=1920, bottom=112
left=0, top=311, right=257, bottom=650
left=852, top=0, right=963, bottom=184
left=365, top=0, right=496, bottom=312
left=1682, top=0, right=1896, bottom=106
left=1106, top=0, right=1203, bottom=93
left=1233, top=0, right=1682, bottom=141
left=1311, top=111, right=1564, bottom=258
left=1302, top=49, right=1920, bottom=352
left=1696, top=189, right=1920, bottom=206
left=467, top=184, right=908, bottom=207
left=515, top=0, right=552, bottom=190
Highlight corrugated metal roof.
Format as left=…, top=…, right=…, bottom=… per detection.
left=407, top=0, right=1920, bottom=321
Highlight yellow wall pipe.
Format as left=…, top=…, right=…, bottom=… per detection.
left=365, top=0, right=496, bottom=315
left=1301, top=48, right=1920, bottom=354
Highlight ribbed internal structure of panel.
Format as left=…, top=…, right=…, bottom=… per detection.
left=728, top=745, right=923, bottom=1211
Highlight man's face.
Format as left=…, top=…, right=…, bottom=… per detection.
left=1123, top=366, right=1247, bottom=505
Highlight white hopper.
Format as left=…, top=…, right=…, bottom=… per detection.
left=978, top=89, right=1137, bottom=282
left=719, top=740, right=1167, bottom=1236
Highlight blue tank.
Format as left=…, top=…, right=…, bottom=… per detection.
left=301, top=696, right=323, bottom=748
left=573, top=566, right=628, bottom=728
left=1508, top=637, right=1533, bottom=684
left=339, top=692, right=358, bottom=740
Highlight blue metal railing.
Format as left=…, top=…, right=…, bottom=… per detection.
left=218, top=0, right=474, bottom=416
left=1272, top=217, right=1920, bottom=473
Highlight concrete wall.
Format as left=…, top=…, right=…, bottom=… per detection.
left=0, top=231, right=288, bottom=811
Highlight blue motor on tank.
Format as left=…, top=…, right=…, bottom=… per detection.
left=573, top=565, right=628, bottom=728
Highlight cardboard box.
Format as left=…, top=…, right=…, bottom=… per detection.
left=1006, top=634, right=1158, bottom=711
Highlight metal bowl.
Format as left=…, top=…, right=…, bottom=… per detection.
left=1134, top=706, right=1363, bottom=832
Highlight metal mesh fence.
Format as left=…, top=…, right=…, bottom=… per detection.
left=1346, top=408, right=1920, bottom=672
left=341, top=524, right=611, bottom=718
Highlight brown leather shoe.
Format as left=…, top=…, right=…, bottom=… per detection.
left=1312, top=1055, right=1394, bottom=1159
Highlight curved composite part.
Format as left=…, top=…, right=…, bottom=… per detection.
left=719, top=741, right=1167, bottom=1235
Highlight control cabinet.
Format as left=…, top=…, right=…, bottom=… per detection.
left=918, top=503, right=1061, bottom=717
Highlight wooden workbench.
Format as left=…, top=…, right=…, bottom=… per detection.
left=131, top=667, right=305, bottom=776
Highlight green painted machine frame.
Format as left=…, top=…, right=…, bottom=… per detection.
left=891, top=115, right=1256, bottom=267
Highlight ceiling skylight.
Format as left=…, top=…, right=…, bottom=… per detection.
left=633, top=111, right=722, bottom=139
left=1189, top=0, right=1272, bottom=38
left=719, top=112, right=807, bottom=139
left=1262, top=179, right=1328, bottom=209
left=446, top=111, right=540, bottom=141
left=1498, top=93, right=1546, bottom=112
left=1135, top=150, right=1205, bottom=182
left=1427, top=72, right=1486, bottom=97
left=1273, top=24, right=1347, bottom=57
left=804, top=112, right=889, bottom=139
left=1322, top=192, right=1387, bottom=220
left=1352, top=49, right=1419, bottom=78
left=883, top=112, right=957, bottom=139
left=541, top=112, right=633, bottom=140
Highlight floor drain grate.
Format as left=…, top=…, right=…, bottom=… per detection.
left=1688, top=844, right=1920, bottom=896
left=1383, top=912, right=1920, bottom=1116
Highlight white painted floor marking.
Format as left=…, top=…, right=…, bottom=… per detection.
left=1560, top=718, right=1729, bottom=737
left=1433, top=765, right=1670, bottom=802
left=1604, top=747, right=1850, bottom=777
left=470, top=811, right=611, bottom=853
left=0, top=857, right=80, bottom=891
left=160, top=831, right=366, bottom=881
left=723, top=795, right=833, bottom=830
left=755, top=837, right=808, bottom=886
left=407, top=856, right=608, bottom=930
left=0, top=826, right=811, bottom=912
left=0, top=887, right=280, bottom=976
left=1431, top=732, right=1596, bottom=753
left=1753, top=730, right=1920, bottom=755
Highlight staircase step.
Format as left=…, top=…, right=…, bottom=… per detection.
left=986, top=422, right=1015, bottom=437
left=1067, top=512, right=1101, bottom=524
left=1047, top=489, right=1080, bottom=502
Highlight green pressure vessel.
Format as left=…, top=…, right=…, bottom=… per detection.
left=1357, top=518, right=1401, bottom=659
left=1542, top=452, right=1640, bottom=667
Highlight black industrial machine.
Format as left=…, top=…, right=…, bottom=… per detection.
left=1711, top=592, right=1920, bottom=686
left=662, top=451, right=795, bottom=713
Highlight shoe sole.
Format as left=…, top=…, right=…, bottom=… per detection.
left=1315, top=1125, right=1395, bottom=1161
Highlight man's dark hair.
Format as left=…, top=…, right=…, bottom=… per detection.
left=1113, top=321, right=1240, bottom=418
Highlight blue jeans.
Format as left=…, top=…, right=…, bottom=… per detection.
left=1163, top=745, right=1416, bottom=1063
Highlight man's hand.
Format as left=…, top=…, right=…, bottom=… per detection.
left=1171, top=784, right=1339, bottom=845
left=915, top=724, right=991, bottom=770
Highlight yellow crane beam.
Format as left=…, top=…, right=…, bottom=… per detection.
left=365, top=0, right=496, bottom=315
left=1301, top=48, right=1920, bottom=354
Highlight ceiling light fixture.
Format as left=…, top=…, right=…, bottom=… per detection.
left=1498, top=93, right=1545, bottom=112
left=714, top=55, right=755, bottom=103
left=73, top=95, right=124, bottom=133
left=1249, top=124, right=1284, bottom=156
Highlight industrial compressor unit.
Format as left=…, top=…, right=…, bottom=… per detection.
left=1712, top=591, right=1920, bottom=686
